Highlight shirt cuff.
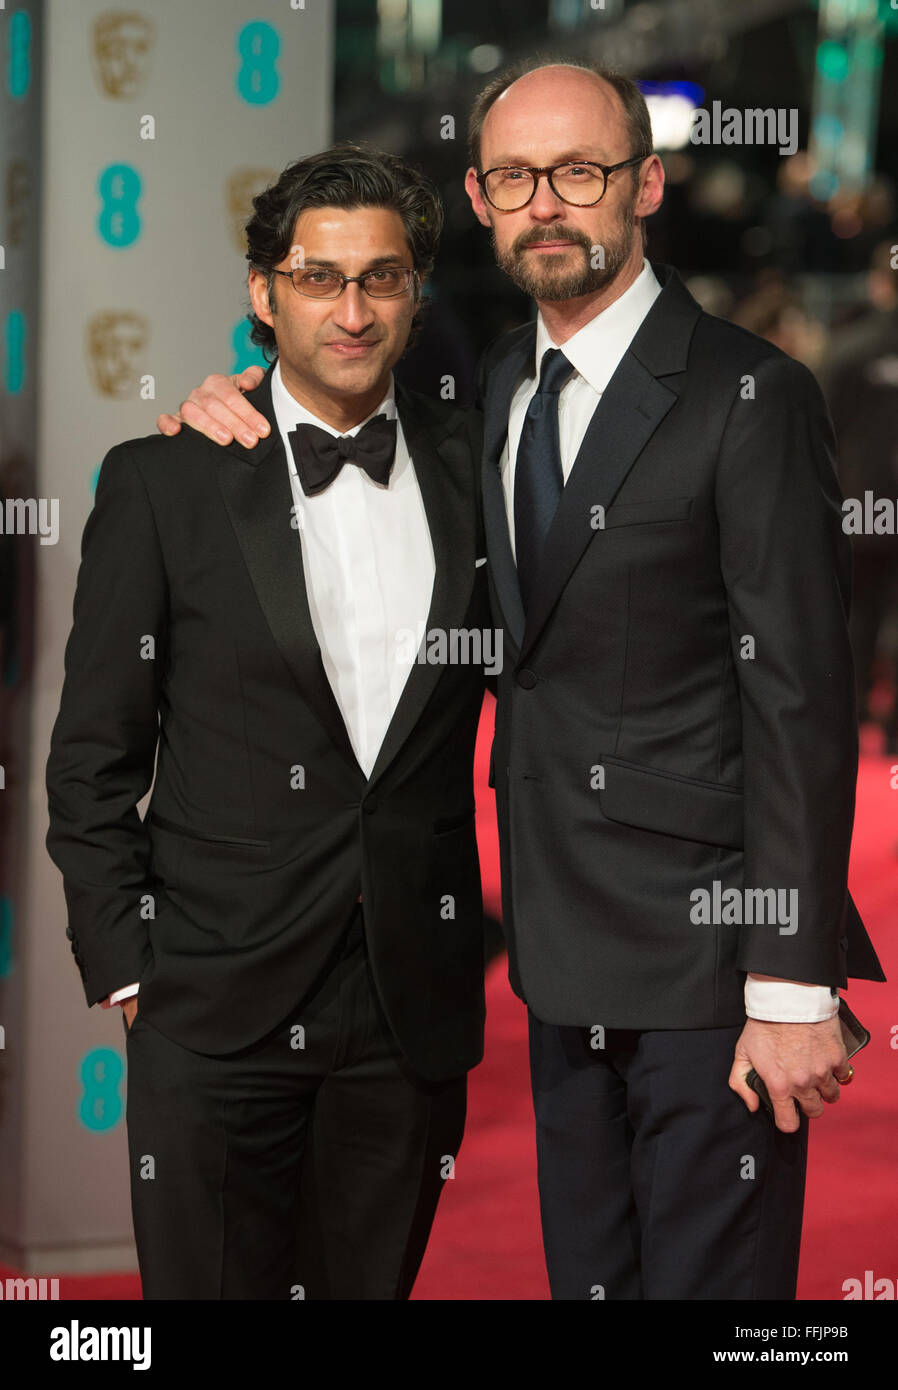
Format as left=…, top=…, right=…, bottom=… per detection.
left=107, top=983, right=140, bottom=1005
left=745, top=976, right=838, bottom=1022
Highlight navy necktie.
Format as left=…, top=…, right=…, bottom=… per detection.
left=513, top=347, right=573, bottom=610
left=288, top=415, right=396, bottom=497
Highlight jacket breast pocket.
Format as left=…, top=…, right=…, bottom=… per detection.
left=602, top=496, right=693, bottom=530
left=597, top=753, right=743, bottom=849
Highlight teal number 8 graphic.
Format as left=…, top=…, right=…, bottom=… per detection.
left=79, top=1048, right=124, bottom=1131
left=231, top=318, right=269, bottom=375
left=236, top=22, right=280, bottom=105
left=7, top=10, right=32, bottom=100
left=0, top=896, right=12, bottom=977
left=4, top=311, right=26, bottom=394
left=97, top=165, right=142, bottom=248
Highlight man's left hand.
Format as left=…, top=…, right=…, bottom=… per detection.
left=729, top=1017, right=848, bottom=1133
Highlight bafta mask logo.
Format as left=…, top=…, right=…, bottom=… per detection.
left=226, top=168, right=278, bottom=254
left=86, top=312, right=149, bottom=398
left=5, top=160, right=31, bottom=247
left=92, top=11, right=155, bottom=99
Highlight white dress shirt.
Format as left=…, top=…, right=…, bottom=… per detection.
left=272, top=360, right=434, bottom=778
left=501, top=257, right=662, bottom=557
left=500, top=258, right=837, bottom=1025
left=106, top=361, right=435, bottom=1008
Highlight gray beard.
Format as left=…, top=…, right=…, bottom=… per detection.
left=493, top=200, right=635, bottom=302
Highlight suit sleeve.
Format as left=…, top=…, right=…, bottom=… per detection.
left=46, top=445, right=167, bottom=1005
left=715, top=353, right=857, bottom=987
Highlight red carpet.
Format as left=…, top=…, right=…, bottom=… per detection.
left=4, top=707, right=893, bottom=1299
left=412, top=740, right=897, bottom=1299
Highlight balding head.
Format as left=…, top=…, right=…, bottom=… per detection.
left=468, top=59, right=653, bottom=177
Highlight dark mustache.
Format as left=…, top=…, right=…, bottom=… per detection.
left=514, top=228, right=591, bottom=252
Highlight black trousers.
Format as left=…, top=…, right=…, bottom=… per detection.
left=123, top=905, right=467, bottom=1299
left=528, top=1013, right=809, bottom=1300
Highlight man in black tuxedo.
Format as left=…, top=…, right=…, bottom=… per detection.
left=462, top=59, right=884, bottom=1298
left=46, top=145, right=489, bottom=1300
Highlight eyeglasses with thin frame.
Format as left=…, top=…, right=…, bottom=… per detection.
left=477, top=155, right=650, bottom=211
left=269, top=265, right=419, bottom=300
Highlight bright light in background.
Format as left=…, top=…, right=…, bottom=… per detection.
left=816, top=38, right=852, bottom=80
left=469, top=44, right=502, bottom=74
left=377, top=0, right=441, bottom=56
left=409, top=0, right=441, bottom=55
left=810, top=0, right=885, bottom=193
left=638, top=81, right=704, bottom=151
left=377, top=0, right=407, bottom=55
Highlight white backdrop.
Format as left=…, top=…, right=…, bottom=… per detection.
left=0, top=0, right=42, bottom=1277
left=3, top=0, right=333, bottom=1274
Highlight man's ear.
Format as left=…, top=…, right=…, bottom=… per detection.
left=635, top=154, right=665, bottom=222
left=248, top=267, right=275, bottom=328
left=464, top=166, right=492, bottom=229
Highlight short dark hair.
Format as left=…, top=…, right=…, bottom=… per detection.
left=468, top=56, right=653, bottom=177
left=245, top=142, right=443, bottom=360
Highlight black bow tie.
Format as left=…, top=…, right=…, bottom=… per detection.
left=288, top=415, right=397, bottom=497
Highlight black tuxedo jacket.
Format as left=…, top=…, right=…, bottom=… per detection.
left=46, top=365, right=489, bottom=1081
left=479, top=262, right=885, bottom=1030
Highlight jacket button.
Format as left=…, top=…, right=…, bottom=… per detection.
left=516, top=668, right=537, bottom=689
left=839, top=936, right=848, bottom=950
left=364, top=796, right=378, bottom=814
left=65, top=926, right=75, bottom=940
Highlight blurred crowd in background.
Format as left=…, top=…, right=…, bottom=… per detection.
left=330, top=0, right=898, bottom=755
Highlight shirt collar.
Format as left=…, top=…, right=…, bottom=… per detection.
left=271, top=358, right=397, bottom=438
left=533, top=258, right=662, bottom=395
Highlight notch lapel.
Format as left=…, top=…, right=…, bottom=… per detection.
left=215, top=365, right=364, bottom=778
left=519, top=266, right=700, bottom=662
left=518, top=355, right=679, bottom=662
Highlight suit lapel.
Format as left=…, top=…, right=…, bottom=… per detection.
left=520, top=265, right=700, bottom=662
left=216, top=365, right=365, bottom=778
left=481, top=265, right=703, bottom=666
left=518, top=355, right=679, bottom=661
left=366, top=380, right=477, bottom=787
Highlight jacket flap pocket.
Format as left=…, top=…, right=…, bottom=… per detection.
left=602, top=496, right=693, bottom=529
left=148, top=811, right=270, bottom=849
left=598, top=755, right=743, bottom=849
